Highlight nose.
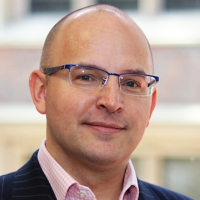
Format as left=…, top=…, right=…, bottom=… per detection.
left=96, top=76, right=124, bottom=113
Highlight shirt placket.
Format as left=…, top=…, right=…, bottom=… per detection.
left=66, top=183, right=97, bottom=200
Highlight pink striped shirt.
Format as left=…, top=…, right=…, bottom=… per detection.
left=38, top=140, right=139, bottom=200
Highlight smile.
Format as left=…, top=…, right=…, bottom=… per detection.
left=83, top=122, right=125, bottom=134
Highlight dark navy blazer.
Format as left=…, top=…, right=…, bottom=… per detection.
left=0, top=151, right=193, bottom=200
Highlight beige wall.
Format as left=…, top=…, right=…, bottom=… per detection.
left=0, top=0, right=30, bottom=26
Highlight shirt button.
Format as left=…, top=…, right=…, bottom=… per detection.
left=79, top=191, right=86, bottom=199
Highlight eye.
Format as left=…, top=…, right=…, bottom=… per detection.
left=124, top=80, right=139, bottom=88
left=80, top=75, right=93, bottom=81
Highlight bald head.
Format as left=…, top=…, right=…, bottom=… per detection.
left=40, top=4, right=153, bottom=73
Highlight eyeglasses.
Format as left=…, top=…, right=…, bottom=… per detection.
left=43, top=64, right=159, bottom=96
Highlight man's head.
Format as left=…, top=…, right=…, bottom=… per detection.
left=29, top=4, right=157, bottom=169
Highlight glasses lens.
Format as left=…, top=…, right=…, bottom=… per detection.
left=120, top=74, right=156, bottom=96
left=69, top=66, right=108, bottom=89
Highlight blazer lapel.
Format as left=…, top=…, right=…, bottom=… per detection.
left=12, top=150, right=56, bottom=200
left=138, top=179, right=157, bottom=200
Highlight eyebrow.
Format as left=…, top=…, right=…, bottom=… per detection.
left=121, top=69, right=147, bottom=74
left=77, top=62, right=148, bottom=75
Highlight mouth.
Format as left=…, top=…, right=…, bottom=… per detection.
left=83, top=122, right=125, bottom=134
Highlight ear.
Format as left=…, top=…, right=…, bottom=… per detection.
left=29, top=70, right=47, bottom=114
left=146, top=88, right=157, bottom=127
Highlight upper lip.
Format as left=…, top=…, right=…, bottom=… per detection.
left=84, top=122, right=125, bottom=130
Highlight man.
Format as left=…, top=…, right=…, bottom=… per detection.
left=0, top=4, right=192, bottom=200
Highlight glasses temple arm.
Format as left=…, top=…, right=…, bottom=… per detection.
left=148, top=79, right=156, bottom=87
left=43, top=66, right=65, bottom=75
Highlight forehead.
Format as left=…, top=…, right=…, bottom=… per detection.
left=64, top=10, right=141, bottom=42
left=52, top=10, right=153, bottom=74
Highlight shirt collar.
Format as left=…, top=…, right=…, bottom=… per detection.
left=120, top=160, right=139, bottom=200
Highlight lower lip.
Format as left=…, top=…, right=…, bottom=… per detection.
left=84, top=124, right=123, bottom=134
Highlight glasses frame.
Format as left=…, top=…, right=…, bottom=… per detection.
left=43, top=64, right=159, bottom=96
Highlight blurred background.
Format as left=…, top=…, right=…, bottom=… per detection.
left=0, top=0, right=200, bottom=199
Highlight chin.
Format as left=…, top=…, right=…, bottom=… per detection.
left=83, top=150, right=127, bottom=167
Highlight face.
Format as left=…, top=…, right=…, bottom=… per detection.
left=32, top=11, right=156, bottom=169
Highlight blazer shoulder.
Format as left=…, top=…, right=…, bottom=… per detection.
left=0, top=171, right=15, bottom=199
left=0, top=151, right=39, bottom=199
left=138, top=180, right=193, bottom=200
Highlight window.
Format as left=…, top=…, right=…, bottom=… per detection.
left=31, top=0, right=70, bottom=12
left=98, top=0, right=138, bottom=10
left=166, top=0, right=200, bottom=10
left=164, top=159, right=200, bottom=199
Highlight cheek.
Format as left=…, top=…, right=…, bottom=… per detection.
left=46, top=81, right=93, bottom=132
left=129, top=98, right=151, bottom=125
left=126, top=98, right=152, bottom=143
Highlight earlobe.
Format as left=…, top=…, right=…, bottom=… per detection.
left=150, top=88, right=157, bottom=116
left=146, top=88, right=157, bottom=127
left=29, top=70, right=47, bottom=114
